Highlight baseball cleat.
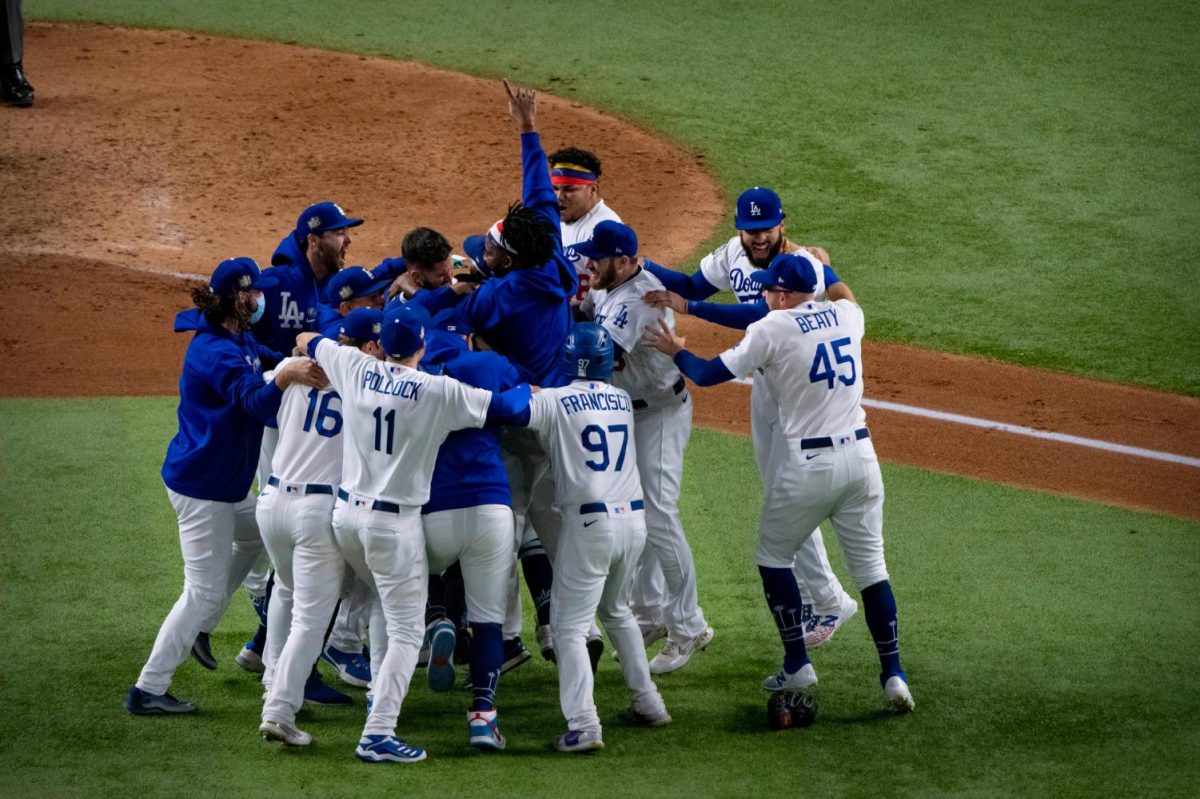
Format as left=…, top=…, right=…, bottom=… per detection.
left=763, top=662, right=818, bottom=693
left=883, top=673, right=915, bottom=714
left=260, top=718, right=312, bottom=747
left=355, top=734, right=427, bottom=763
left=467, top=708, right=507, bottom=750
left=805, top=596, right=859, bottom=649
left=235, top=644, right=265, bottom=674
left=191, top=632, right=218, bottom=671
left=322, top=645, right=371, bottom=688
left=500, top=637, right=533, bottom=675
left=624, top=704, right=673, bottom=727
left=427, top=620, right=457, bottom=692
left=125, top=686, right=196, bottom=715
left=0, top=64, right=34, bottom=108
left=536, top=624, right=555, bottom=662
left=554, top=728, right=604, bottom=753
left=648, top=625, right=714, bottom=675
left=304, top=671, right=353, bottom=706
left=587, top=634, right=605, bottom=674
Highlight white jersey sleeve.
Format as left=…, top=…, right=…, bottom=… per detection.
left=697, top=239, right=735, bottom=293
left=592, top=269, right=681, bottom=406
left=718, top=316, right=774, bottom=379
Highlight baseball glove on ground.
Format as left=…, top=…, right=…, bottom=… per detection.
left=767, top=689, right=817, bottom=730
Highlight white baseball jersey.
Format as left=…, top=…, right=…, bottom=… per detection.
left=265, top=357, right=343, bottom=486
left=589, top=268, right=681, bottom=407
left=526, top=380, right=642, bottom=509
left=562, top=199, right=621, bottom=298
left=720, top=300, right=867, bottom=440
left=700, top=238, right=828, bottom=305
left=311, top=338, right=491, bottom=506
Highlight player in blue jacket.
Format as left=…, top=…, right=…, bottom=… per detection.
left=126, top=257, right=327, bottom=715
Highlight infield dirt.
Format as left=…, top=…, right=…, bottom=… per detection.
left=3, top=24, right=1198, bottom=519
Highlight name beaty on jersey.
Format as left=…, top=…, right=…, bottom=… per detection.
left=796, top=307, right=839, bottom=334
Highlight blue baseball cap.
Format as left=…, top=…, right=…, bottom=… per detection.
left=209, top=257, right=276, bottom=296
left=750, top=252, right=818, bottom=293
left=462, top=234, right=489, bottom=278
left=432, top=308, right=474, bottom=337
left=338, top=308, right=383, bottom=343
left=735, top=187, right=784, bottom=231
left=324, top=266, right=391, bottom=304
left=573, top=220, right=638, bottom=260
left=295, top=201, right=364, bottom=239
left=380, top=303, right=429, bottom=359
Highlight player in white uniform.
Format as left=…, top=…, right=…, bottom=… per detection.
left=552, top=146, right=623, bottom=298
left=645, top=253, right=915, bottom=718
left=296, top=303, right=534, bottom=763
left=256, top=309, right=383, bottom=747
left=505, top=322, right=671, bottom=752
left=576, top=220, right=714, bottom=674
left=643, top=187, right=858, bottom=648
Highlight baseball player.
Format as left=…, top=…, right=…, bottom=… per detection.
left=1, top=0, right=33, bottom=107
left=642, top=187, right=859, bottom=648
left=549, top=146, right=622, bottom=301
left=576, top=220, right=714, bottom=674
left=125, top=257, right=326, bottom=715
left=316, top=266, right=389, bottom=336
left=644, top=253, right=915, bottom=718
left=295, top=304, right=533, bottom=763
left=258, top=308, right=384, bottom=747
left=419, top=310, right=524, bottom=749
left=504, top=322, right=671, bottom=752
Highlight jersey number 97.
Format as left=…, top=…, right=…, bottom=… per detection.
left=582, top=423, right=629, bottom=472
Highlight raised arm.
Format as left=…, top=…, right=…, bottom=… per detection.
left=504, top=79, right=561, bottom=239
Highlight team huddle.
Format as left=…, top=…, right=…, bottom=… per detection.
left=124, top=80, right=913, bottom=762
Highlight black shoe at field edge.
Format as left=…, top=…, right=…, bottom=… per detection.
left=1, top=64, right=34, bottom=108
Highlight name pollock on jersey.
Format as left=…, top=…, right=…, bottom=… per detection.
left=362, top=370, right=423, bottom=400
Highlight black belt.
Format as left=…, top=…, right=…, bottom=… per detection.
left=632, top=377, right=686, bottom=410
left=799, top=427, right=870, bottom=450
left=337, top=487, right=401, bottom=514
left=579, top=499, right=645, bottom=514
left=267, top=475, right=334, bottom=495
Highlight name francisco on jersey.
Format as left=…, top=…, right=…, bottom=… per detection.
left=362, top=368, right=422, bottom=400
left=558, top=389, right=632, bottom=415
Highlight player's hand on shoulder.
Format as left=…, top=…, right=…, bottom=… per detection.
left=530, top=385, right=541, bottom=394
left=451, top=279, right=478, bottom=296
left=503, top=78, right=537, bottom=132
left=643, top=319, right=685, bottom=356
left=801, top=245, right=830, bottom=265
left=275, top=358, right=329, bottom=390
left=644, top=289, right=687, bottom=314
left=387, top=271, right=421, bottom=301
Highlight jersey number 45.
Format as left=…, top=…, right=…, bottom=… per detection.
left=809, top=337, right=857, bottom=389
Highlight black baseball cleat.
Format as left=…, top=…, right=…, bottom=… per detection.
left=125, top=686, right=196, bottom=715
left=1, top=64, right=34, bottom=108
left=191, top=631, right=218, bottom=671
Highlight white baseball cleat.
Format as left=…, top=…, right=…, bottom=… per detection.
left=554, top=728, right=604, bottom=753
left=625, top=702, right=673, bottom=727
left=805, top=596, right=859, bottom=649
left=260, top=719, right=312, bottom=747
left=883, top=674, right=915, bottom=714
left=235, top=645, right=265, bottom=673
left=648, top=625, right=714, bottom=675
left=763, top=662, right=818, bottom=693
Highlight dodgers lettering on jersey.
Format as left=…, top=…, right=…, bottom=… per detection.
left=527, top=380, right=643, bottom=509
left=590, top=268, right=682, bottom=407
left=266, top=356, right=343, bottom=486
left=312, top=338, right=491, bottom=506
left=562, top=199, right=621, bottom=300
left=719, top=299, right=867, bottom=440
left=699, top=238, right=829, bottom=305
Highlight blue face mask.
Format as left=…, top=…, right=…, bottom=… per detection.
left=249, top=293, right=266, bottom=324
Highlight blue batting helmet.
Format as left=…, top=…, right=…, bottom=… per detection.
left=561, top=322, right=614, bottom=381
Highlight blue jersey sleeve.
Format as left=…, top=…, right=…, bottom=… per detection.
left=408, top=285, right=461, bottom=318
left=485, top=383, right=533, bottom=424
left=206, top=344, right=285, bottom=424
left=642, top=259, right=719, bottom=301
left=686, top=298, right=768, bottom=330
left=521, top=131, right=562, bottom=246
left=673, top=350, right=736, bottom=387
left=824, top=264, right=840, bottom=286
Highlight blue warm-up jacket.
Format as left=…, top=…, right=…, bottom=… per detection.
left=250, top=233, right=332, bottom=357
left=162, top=310, right=285, bottom=502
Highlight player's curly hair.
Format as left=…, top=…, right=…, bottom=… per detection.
left=547, top=147, right=602, bottom=177
left=402, top=227, right=452, bottom=270
left=191, top=284, right=252, bottom=331
left=501, top=201, right=558, bottom=270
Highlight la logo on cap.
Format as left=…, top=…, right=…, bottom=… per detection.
left=308, top=216, right=321, bottom=230
left=238, top=274, right=252, bottom=288
left=339, top=285, right=354, bottom=300
left=371, top=322, right=381, bottom=334
left=750, top=202, right=762, bottom=217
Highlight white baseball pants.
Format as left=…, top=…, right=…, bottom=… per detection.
left=256, top=483, right=347, bottom=723
left=327, top=576, right=373, bottom=653
left=243, top=425, right=280, bottom=597
left=423, top=504, right=515, bottom=625
left=332, top=495, right=427, bottom=737
left=552, top=505, right=666, bottom=733
left=136, top=487, right=263, bottom=696
left=751, top=379, right=854, bottom=613
left=756, top=434, right=889, bottom=591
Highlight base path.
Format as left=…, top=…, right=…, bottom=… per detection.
left=3, top=24, right=1197, bottom=521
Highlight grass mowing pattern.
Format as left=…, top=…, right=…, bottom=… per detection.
left=1, top=397, right=1196, bottom=797
left=26, top=0, right=1200, bottom=394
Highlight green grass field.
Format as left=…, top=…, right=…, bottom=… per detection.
left=27, top=0, right=1200, bottom=394
left=1, top=398, right=1197, bottom=798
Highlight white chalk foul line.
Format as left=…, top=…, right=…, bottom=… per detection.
left=862, top=397, right=1200, bottom=469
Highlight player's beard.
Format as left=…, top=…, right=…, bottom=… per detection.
left=744, top=236, right=784, bottom=268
